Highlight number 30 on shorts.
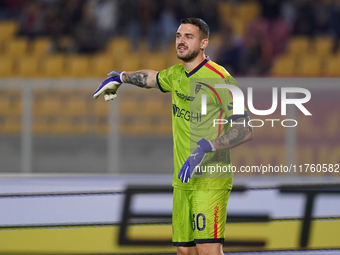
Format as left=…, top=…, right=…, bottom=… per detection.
left=193, top=213, right=206, bottom=231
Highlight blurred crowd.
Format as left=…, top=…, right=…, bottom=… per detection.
left=215, top=0, right=340, bottom=76
left=1, top=0, right=340, bottom=76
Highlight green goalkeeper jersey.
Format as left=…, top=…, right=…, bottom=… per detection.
left=156, top=57, right=248, bottom=190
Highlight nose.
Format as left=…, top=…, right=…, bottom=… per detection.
left=177, top=36, right=185, bottom=44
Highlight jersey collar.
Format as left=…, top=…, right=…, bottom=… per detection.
left=185, top=56, right=210, bottom=78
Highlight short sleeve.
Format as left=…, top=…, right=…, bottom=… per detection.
left=218, top=79, right=249, bottom=121
left=221, top=90, right=248, bottom=122
left=156, top=66, right=176, bottom=93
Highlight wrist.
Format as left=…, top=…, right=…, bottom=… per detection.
left=197, top=138, right=216, bottom=153
left=107, top=70, right=125, bottom=83
left=119, top=71, right=125, bottom=83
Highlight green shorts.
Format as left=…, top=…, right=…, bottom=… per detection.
left=172, top=188, right=231, bottom=246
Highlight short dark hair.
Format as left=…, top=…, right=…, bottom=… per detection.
left=181, top=18, right=210, bottom=39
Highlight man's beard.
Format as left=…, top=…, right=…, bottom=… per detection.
left=177, top=48, right=200, bottom=62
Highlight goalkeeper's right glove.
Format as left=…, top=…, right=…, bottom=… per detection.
left=93, top=71, right=124, bottom=101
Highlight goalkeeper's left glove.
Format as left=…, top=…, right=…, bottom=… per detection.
left=178, top=138, right=215, bottom=183
left=93, top=71, right=125, bottom=101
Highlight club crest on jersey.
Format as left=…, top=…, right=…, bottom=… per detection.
left=195, top=84, right=202, bottom=94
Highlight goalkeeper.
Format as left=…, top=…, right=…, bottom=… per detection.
left=93, top=18, right=253, bottom=255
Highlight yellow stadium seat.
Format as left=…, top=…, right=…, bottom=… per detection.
left=323, top=56, right=340, bottom=77
left=209, top=34, right=221, bottom=47
left=34, top=115, right=88, bottom=135
left=158, top=106, right=172, bottom=117
left=139, top=100, right=165, bottom=116
left=65, top=55, right=91, bottom=77
left=0, top=116, right=21, bottom=134
left=16, top=56, right=40, bottom=77
left=47, top=116, right=72, bottom=135
left=219, top=2, right=233, bottom=25
left=91, top=54, right=115, bottom=77
left=120, top=116, right=134, bottom=135
left=154, top=122, right=172, bottom=135
left=94, top=116, right=108, bottom=135
left=286, top=36, right=311, bottom=56
left=138, top=39, right=149, bottom=52
left=3, top=38, right=29, bottom=58
left=120, top=100, right=139, bottom=116
left=121, top=116, right=150, bottom=135
left=150, top=116, right=172, bottom=135
left=70, top=116, right=88, bottom=134
left=230, top=18, right=247, bottom=36
left=142, top=51, right=167, bottom=71
left=32, top=116, right=48, bottom=134
left=0, top=57, right=14, bottom=77
left=33, top=88, right=51, bottom=102
left=237, top=1, right=261, bottom=24
left=64, top=99, right=87, bottom=115
left=0, top=98, right=11, bottom=114
left=137, top=117, right=153, bottom=135
left=106, top=37, right=131, bottom=58
left=31, top=37, right=51, bottom=58
left=312, top=36, right=334, bottom=57
left=0, top=89, right=22, bottom=115
left=296, top=55, right=323, bottom=77
left=0, top=21, right=18, bottom=46
left=80, top=88, right=93, bottom=100
left=119, top=88, right=156, bottom=116
left=120, top=53, right=141, bottom=71
left=34, top=115, right=87, bottom=135
left=33, top=89, right=50, bottom=115
left=166, top=49, right=180, bottom=67
left=93, top=100, right=108, bottom=116
left=56, top=88, right=89, bottom=115
left=271, top=55, right=296, bottom=77
left=33, top=97, right=62, bottom=115
left=41, top=55, right=65, bottom=77
left=58, top=36, right=75, bottom=51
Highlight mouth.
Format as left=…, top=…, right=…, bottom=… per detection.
left=177, top=45, right=187, bottom=53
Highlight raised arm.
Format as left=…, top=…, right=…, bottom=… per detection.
left=122, top=70, right=158, bottom=89
left=92, top=69, right=159, bottom=101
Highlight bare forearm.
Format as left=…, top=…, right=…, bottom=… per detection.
left=211, top=116, right=253, bottom=151
left=122, top=70, right=158, bottom=88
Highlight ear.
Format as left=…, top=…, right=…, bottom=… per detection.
left=200, top=38, right=209, bottom=50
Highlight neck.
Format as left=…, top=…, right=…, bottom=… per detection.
left=182, top=52, right=206, bottom=70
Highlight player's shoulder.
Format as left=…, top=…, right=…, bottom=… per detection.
left=203, top=59, right=239, bottom=89
left=161, top=63, right=183, bottom=74
left=204, top=59, right=232, bottom=78
left=158, top=64, right=183, bottom=83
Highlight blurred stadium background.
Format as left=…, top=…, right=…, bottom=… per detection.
left=0, top=0, right=339, bottom=254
